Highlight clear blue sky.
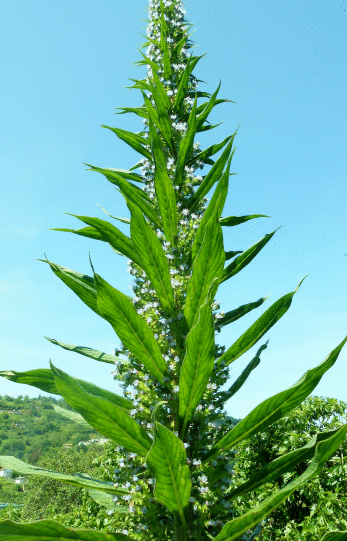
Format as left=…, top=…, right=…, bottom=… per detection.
left=1, top=0, right=346, bottom=419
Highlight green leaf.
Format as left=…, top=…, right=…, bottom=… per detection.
left=173, top=54, right=206, bottom=113
left=87, top=486, right=130, bottom=512
left=221, top=226, right=283, bottom=283
left=216, top=276, right=308, bottom=367
left=224, top=250, right=243, bottom=261
left=101, top=126, right=152, bottom=161
left=218, top=340, right=269, bottom=404
left=184, top=212, right=225, bottom=330
left=85, top=164, right=162, bottom=230
left=174, top=95, right=198, bottom=188
left=220, top=214, right=271, bottom=227
left=146, top=421, right=191, bottom=526
left=0, top=456, right=129, bottom=496
left=215, top=295, right=271, bottom=328
left=148, top=119, right=177, bottom=245
left=128, top=201, right=175, bottom=313
left=100, top=168, right=145, bottom=183
left=151, top=68, right=171, bottom=110
left=0, top=368, right=60, bottom=395
left=189, top=139, right=236, bottom=211
left=64, top=214, right=141, bottom=266
left=188, top=134, right=235, bottom=167
left=127, top=78, right=152, bottom=92
left=96, top=203, right=131, bottom=224
left=93, top=273, right=170, bottom=387
left=191, top=155, right=230, bottom=264
left=116, top=106, right=149, bottom=120
left=0, top=520, right=135, bottom=540
left=203, top=334, right=347, bottom=464
left=211, top=423, right=347, bottom=541
left=222, top=426, right=344, bottom=503
left=196, top=81, right=222, bottom=130
left=143, top=91, right=174, bottom=153
left=0, top=367, right=134, bottom=411
left=44, top=336, right=130, bottom=366
left=134, top=51, right=159, bottom=74
left=52, top=404, right=93, bottom=428
left=50, top=362, right=153, bottom=456
left=49, top=226, right=106, bottom=242
left=320, top=533, right=347, bottom=541
left=38, top=258, right=102, bottom=318
left=194, top=98, right=234, bottom=119
left=179, top=299, right=215, bottom=438
left=197, top=121, right=223, bottom=133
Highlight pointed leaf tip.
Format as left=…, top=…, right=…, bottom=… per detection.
left=295, top=273, right=309, bottom=292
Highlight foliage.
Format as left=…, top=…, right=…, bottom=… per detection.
left=232, top=395, right=347, bottom=540
left=1, top=1, right=347, bottom=541
left=19, top=447, right=105, bottom=522
left=0, top=395, right=101, bottom=464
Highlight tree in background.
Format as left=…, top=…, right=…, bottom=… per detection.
left=1, top=1, right=347, bottom=540
left=19, top=447, right=104, bottom=523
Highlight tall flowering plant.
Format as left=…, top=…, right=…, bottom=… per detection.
left=1, top=1, right=347, bottom=540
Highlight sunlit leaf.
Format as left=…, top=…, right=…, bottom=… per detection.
left=203, top=335, right=347, bottom=464
left=146, top=421, right=191, bottom=526
left=216, top=276, right=308, bottom=367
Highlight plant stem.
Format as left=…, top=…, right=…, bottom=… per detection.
left=175, top=520, right=188, bottom=541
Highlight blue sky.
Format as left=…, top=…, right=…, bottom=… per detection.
left=1, top=0, right=346, bottom=419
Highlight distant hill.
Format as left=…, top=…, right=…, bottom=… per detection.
left=0, top=394, right=103, bottom=465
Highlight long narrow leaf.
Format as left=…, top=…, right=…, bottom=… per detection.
left=184, top=213, right=225, bottom=330
left=217, top=340, right=269, bottom=404
left=215, top=295, right=271, bottom=329
left=93, top=272, right=170, bottom=387
left=175, top=95, right=198, bottom=187
left=216, top=276, right=308, bottom=367
left=0, top=520, right=135, bottom=540
left=212, top=424, right=347, bottom=541
left=85, top=164, right=162, bottom=230
left=38, top=258, right=102, bottom=318
left=224, top=250, right=243, bottom=261
left=148, top=118, right=177, bottom=245
left=50, top=362, right=153, bottom=456
left=64, top=214, right=141, bottom=266
left=173, top=54, right=206, bottom=113
left=221, top=226, right=283, bottom=283
left=179, top=299, right=215, bottom=438
left=44, top=336, right=130, bottom=366
left=0, top=368, right=134, bottom=411
left=146, top=421, right=191, bottom=526
left=101, top=168, right=145, bottom=183
left=203, top=334, right=347, bottom=464
left=220, top=214, right=270, bottom=226
left=191, top=156, right=230, bottom=264
left=50, top=226, right=105, bottom=242
left=222, top=426, right=344, bottom=502
left=189, top=139, right=236, bottom=211
left=116, top=106, right=149, bottom=120
left=0, top=456, right=130, bottom=496
left=101, top=126, right=152, bottom=161
left=151, top=69, right=171, bottom=109
left=196, top=81, right=221, bottom=130
left=143, top=91, right=174, bottom=154
left=128, top=201, right=175, bottom=313
left=188, top=134, right=235, bottom=166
